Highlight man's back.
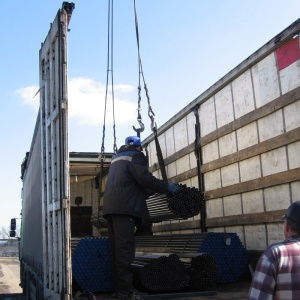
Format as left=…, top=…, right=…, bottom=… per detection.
left=248, top=237, right=300, bottom=299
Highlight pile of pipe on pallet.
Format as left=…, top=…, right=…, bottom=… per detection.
left=72, top=237, right=115, bottom=293
left=131, top=253, right=218, bottom=292
left=135, top=233, right=248, bottom=289
left=71, top=233, right=248, bottom=294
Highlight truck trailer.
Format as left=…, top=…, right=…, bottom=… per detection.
left=19, top=2, right=300, bottom=299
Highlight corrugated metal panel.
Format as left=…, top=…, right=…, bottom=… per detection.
left=21, top=3, right=75, bottom=300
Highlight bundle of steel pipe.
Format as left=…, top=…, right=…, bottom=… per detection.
left=199, top=232, right=248, bottom=283
left=135, top=233, right=248, bottom=284
left=131, top=253, right=218, bottom=292
left=135, top=233, right=208, bottom=253
left=147, top=184, right=204, bottom=222
left=72, top=237, right=115, bottom=292
left=132, top=254, right=190, bottom=291
left=187, top=253, right=219, bottom=287
left=90, top=184, right=203, bottom=227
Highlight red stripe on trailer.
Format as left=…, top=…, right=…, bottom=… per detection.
left=276, top=37, right=300, bottom=71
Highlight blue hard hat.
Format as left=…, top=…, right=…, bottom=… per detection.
left=125, top=136, right=141, bottom=146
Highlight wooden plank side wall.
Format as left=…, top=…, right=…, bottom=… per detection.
left=147, top=36, right=300, bottom=250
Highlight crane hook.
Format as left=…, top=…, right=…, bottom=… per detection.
left=133, top=119, right=145, bottom=138
left=149, top=115, right=157, bottom=133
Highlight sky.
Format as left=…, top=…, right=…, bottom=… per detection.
left=0, top=0, right=299, bottom=232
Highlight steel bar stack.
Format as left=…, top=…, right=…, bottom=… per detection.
left=199, top=232, right=248, bottom=283
left=135, top=233, right=207, bottom=253
left=147, top=184, right=204, bottom=222
left=72, top=237, right=115, bottom=293
left=132, top=254, right=190, bottom=291
left=187, top=254, right=219, bottom=288
left=135, top=233, right=248, bottom=285
left=131, top=253, right=219, bottom=292
left=91, top=184, right=203, bottom=227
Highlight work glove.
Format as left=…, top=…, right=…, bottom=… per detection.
left=168, top=183, right=180, bottom=195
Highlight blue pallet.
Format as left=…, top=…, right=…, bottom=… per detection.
left=72, top=237, right=115, bottom=293
left=199, top=233, right=248, bottom=283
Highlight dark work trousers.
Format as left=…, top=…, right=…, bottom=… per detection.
left=107, top=214, right=136, bottom=295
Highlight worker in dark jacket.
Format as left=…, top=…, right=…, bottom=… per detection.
left=103, top=136, right=179, bottom=300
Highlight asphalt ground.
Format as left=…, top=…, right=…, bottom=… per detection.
left=0, top=257, right=22, bottom=296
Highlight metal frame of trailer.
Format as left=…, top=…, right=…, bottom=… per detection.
left=20, top=3, right=75, bottom=299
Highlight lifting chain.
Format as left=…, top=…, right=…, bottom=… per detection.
left=133, top=0, right=156, bottom=136
left=133, top=0, right=167, bottom=182
left=100, top=0, right=117, bottom=155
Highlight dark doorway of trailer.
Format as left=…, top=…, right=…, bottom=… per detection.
left=71, top=206, right=93, bottom=237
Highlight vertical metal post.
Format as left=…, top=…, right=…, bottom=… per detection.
left=193, top=106, right=206, bottom=232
